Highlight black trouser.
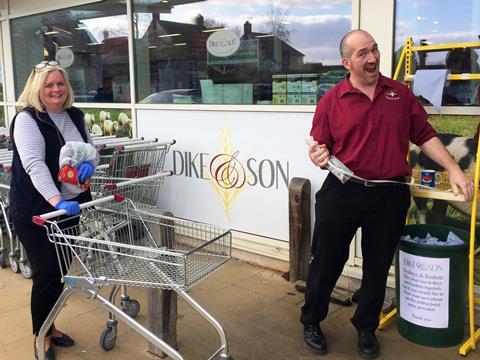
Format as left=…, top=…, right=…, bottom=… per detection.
left=13, top=216, right=78, bottom=336
left=300, top=173, right=410, bottom=332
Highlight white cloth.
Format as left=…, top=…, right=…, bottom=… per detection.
left=59, top=141, right=98, bottom=194
left=412, top=69, right=448, bottom=113
left=400, top=231, right=464, bottom=246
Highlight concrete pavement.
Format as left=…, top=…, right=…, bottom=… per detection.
left=0, top=259, right=474, bottom=359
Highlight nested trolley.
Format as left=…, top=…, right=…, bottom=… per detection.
left=91, top=140, right=175, bottom=209
left=34, top=195, right=233, bottom=360
left=0, top=153, right=32, bottom=278
left=90, top=138, right=175, bottom=318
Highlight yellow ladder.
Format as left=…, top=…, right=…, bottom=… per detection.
left=378, top=37, right=480, bottom=356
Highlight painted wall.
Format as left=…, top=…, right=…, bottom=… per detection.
left=138, top=109, right=327, bottom=241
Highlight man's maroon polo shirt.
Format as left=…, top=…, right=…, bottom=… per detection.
left=310, top=74, right=436, bottom=180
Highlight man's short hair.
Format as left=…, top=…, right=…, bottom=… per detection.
left=339, top=29, right=371, bottom=59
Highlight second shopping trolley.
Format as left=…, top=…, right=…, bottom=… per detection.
left=34, top=195, right=233, bottom=360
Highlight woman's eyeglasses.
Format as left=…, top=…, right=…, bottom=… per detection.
left=34, top=61, right=60, bottom=72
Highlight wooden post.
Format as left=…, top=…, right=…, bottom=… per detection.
left=288, top=177, right=311, bottom=283
left=147, top=211, right=178, bottom=358
left=148, top=288, right=178, bottom=357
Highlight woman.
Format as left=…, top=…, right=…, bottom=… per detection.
left=10, top=61, right=99, bottom=359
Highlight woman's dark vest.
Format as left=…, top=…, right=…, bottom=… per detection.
left=9, top=106, right=92, bottom=224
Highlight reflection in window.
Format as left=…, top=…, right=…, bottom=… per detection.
left=79, top=108, right=132, bottom=137
left=11, top=1, right=130, bottom=103
left=0, top=58, right=3, bottom=102
left=0, top=107, right=4, bottom=128
left=133, top=1, right=351, bottom=105
left=394, top=0, right=480, bottom=106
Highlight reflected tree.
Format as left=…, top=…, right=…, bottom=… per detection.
left=192, top=14, right=240, bottom=35
left=264, top=5, right=292, bottom=43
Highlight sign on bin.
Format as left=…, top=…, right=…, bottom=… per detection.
left=399, top=251, right=449, bottom=328
left=396, top=224, right=468, bottom=347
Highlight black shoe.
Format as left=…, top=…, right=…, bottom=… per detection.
left=357, top=329, right=380, bottom=359
left=34, top=339, right=55, bottom=360
left=303, top=324, right=328, bottom=355
left=51, top=332, right=75, bottom=347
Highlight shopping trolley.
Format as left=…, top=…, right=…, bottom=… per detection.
left=95, top=139, right=175, bottom=175
left=34, top=195, right=233, bottom=360
left=95, top=138, right=168, bottom=168
left=93, top=171, right=173, bottom=208
left=0, top=158, right=32, bottom=278
left=91, top=140, right=175, bottom=208
left=91, top=171, right=173, bottom=317
left=90, top=139, right=175, bottom=317
left=0, top=182, right=9, bottom=268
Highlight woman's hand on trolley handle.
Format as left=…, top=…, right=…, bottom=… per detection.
left=54, top=199, right=81, bottom=215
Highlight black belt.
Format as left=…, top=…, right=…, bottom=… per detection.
left=347, top=176, right=407, bottom=187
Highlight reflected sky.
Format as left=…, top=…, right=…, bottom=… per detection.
left=395, top=0, right=480, bottom=65
left=82, top=15, right=128, bottom=42
left=136, top=0, right=351, bottom=65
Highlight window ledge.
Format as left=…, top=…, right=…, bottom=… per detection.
left=135, top=103, right=316, bottom=113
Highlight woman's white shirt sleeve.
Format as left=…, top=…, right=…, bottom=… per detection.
left=13, top=111, right=61, bottom=201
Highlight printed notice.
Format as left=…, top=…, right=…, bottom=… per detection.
left=399, top=250, right=449, bottom=328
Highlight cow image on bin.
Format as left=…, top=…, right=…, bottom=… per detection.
left=410, top=131, right=477, bottom=224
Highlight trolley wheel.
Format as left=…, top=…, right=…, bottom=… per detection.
left=9, top=256, right=19, bottom=273
left=99, top=327, right=117, bottom=351
left=0, top=250, right=6, bottom=268
left=122, top=299, right=140, bottom=318
left=20, top=261, right=32, bottom=279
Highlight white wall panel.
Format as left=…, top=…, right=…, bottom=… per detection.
left=359, top=0, right=395, bottom=77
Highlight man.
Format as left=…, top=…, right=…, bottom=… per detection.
left=300, top=29, right=473, bottom=359
left=94, top=77, right=114, bottom=102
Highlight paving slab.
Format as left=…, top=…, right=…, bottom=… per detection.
left=0, top=259, right=476, bottom=359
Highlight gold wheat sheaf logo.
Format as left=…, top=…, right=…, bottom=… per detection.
left=197, top=120, right=289, bottom=222
left=206, top=120, right=252, bottom=221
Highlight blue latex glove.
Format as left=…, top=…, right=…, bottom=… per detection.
left=77, top=161, right=95, bottom=183
left=55, top=199, right=81, bottom=215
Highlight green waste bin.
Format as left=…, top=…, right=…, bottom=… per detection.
left=395, top=224, right=469, bottom=347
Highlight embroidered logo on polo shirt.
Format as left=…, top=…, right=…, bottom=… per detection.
left=385, top=89, right=400, bottom=100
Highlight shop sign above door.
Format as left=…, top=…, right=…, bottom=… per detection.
left=206, top=30, right=240, bottom=57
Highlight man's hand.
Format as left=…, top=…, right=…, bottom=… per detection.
left=419, top=137, right=474, bottom=201
left=308, top=139, right=330, bottom=169
left=448, top=166, right=474, bottom=201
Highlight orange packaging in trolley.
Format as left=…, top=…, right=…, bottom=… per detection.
left=58, top=165, right=91, bottom=190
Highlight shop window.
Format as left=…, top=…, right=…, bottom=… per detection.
left=0, top=59, right=3, bottom=102
left=394, top=0, right=480, bottom=106
left=78, top=108, right=132, bottom=137
left=133, top=1, right=351, bottom=105
left=11, top=1, right=130, bottom=103
left=0, top=107, right=4, bottom=128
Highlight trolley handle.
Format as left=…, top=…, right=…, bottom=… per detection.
left=116, top=139, right=175, bottom=152
left=32, top=194, right=125, bottom=225
left=113, top=138, right=157, bottom=152
left=103, top=170, right=173, bottom=190
left=95, top=163, right=112, bottom=170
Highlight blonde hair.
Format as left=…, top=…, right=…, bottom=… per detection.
left=17, top=64, right=74, bottom=112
